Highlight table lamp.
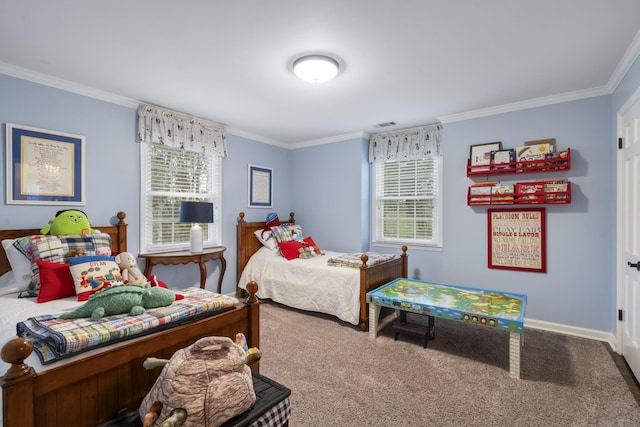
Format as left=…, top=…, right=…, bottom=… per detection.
left=179, top=201, right=213, bottom=253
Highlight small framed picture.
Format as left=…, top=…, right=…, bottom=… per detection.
left=6, top=123, right=86, bottom=205
left=248, top=164, right=273, bottom=208
left=469, top=142, right=502, bottom=171
left=490, top=149, right=515, bottom=170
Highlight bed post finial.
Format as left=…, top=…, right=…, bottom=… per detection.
left=288, top=212, right=295, bottom=223
left=245, top=281, right=259, bottom=303
left=360, top=253, right=369, bottom=269
left=238, top=212, right=246, bottom=223
left=116, top=211, right=126, bottom=224
left=1, top=337, right=36, bottom=384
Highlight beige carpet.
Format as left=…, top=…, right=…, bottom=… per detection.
left=257, top=301, right=640, bottom=427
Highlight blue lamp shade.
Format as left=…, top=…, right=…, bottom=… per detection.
left=180, top=201, right=213, bottom=224
left=179, top=201, right=213, bottom=253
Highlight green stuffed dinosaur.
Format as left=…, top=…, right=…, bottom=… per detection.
left=40, top=209, right=98, bottom=235
left=59, top=286, right=176, bottom=321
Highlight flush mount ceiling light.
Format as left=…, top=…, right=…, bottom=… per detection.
left=292, top=54, right=340, bottom=83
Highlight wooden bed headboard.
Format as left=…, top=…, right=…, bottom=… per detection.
left=0, top=211, right=128, bottom=276
left=236, top=211, right=295, bottom=285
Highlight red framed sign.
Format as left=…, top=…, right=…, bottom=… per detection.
left=488, top=208, right=546, bottom=273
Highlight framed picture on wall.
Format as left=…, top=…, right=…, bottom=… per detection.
left=469, top=141, right=502, bottom=172
left=6, top=123, right=86, bottom=205
left=248, top=164, right=273, bottom=208
left=488, top=208, right=546, bottom=273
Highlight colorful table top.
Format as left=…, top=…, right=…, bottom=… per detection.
left=366, top=278, right=527, bottom=333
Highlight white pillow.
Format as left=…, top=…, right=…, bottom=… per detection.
left=0, top=271, right=25, bottom=296
left=253, top=229, right=278, bottom=252
left=1, top=239, right=32, bottom=290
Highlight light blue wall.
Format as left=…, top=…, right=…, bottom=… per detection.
left=222, top=134, right=292, bottom=286
left=290, top=137, right=367, bottom=252
left=0, top=74, right=294, bottom=295
left=437, top=97, right=613, bottom=330
left=2, top=53, right=640, bottom=333
left=305, top=97, right=614, bottom=331
left=0, top=74, right=139, bottom=243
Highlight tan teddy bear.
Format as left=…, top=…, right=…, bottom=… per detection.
left=114, top=252, right=147, bottom=285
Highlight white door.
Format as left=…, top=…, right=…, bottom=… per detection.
left=617, top=85, right=640, bottom=380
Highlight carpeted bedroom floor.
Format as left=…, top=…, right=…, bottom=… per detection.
left=257, top=301, right=640, bottom=427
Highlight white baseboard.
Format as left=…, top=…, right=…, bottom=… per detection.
left=525, top=318, right=617, bottom=352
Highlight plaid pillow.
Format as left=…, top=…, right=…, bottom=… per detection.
left=270, top=224, right=303, bottom=243
left=13, top=233, right=112, bottom=290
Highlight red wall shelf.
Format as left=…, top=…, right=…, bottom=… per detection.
left=467, top=182, right=572, bottom=206
left=467, top=147, right=571, bottom=177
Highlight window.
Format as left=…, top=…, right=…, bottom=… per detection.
left=137, top=103, right=226, bottom=253
left=371, top=156, right=442, bottom=248
left=140, top=143, right=221, bottom=252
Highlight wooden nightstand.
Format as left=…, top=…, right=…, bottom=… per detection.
left=138, top=246, right=227, bottom=293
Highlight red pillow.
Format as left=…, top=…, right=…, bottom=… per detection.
left=303, top=236, right=317, bottom=247
left=36, top=260, right=76, bottom=303
left=277, top=241, right=304, bottom=260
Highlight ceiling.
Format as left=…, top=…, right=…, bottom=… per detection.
left=1, top=1, right=640, bottom=147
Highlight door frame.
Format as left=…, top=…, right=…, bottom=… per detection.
left=616, top=84, right=640, bottom=353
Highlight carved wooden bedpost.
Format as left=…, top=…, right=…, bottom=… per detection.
left=2, top=337, right=37, bottom=426
left=401, top=245, right=408, bottom=278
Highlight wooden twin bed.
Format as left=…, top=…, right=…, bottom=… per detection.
left=236, top=211, right=407, bottom=331
left=0, top=211, right=260, bottom=427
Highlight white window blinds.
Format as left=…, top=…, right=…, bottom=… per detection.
left=141, top=143, right=221, bottom=252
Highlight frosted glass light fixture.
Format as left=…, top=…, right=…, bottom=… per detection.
left=179, top=201, right=213, bottom=253
left=293, top=54, right=339, bottom=83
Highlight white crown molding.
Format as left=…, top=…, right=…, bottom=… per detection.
left=438, top=85, right=611, bottom=124
left=0, top=61, right=139, bottom=108
left=292, top=130, right=369, bottom=149
left=226, top=127, right=289, bottom=148
left=608, top=27, right=640, bottom=92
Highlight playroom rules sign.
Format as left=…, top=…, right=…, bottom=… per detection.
left=488, top=208, right=546, bottom=273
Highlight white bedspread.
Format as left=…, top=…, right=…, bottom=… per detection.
left=238, top=247, right=361, bottom=325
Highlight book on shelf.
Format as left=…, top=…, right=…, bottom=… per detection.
left=516, top=143, right=552, bottom=167
left=490, top=149, right=516, bottom=170
left=542, top=178, right=569, bottom=200
left=515, top=181, right=545, bottom=203
left=490, top=184, right=514, bottom=204
left=469, top=182, right=514, bottom=204
left=469, top=183, right=494, bottom=202
left=471, top=181, right=499, bottom=186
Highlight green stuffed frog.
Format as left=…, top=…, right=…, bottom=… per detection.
left=40, top=209, right=98, bottom=235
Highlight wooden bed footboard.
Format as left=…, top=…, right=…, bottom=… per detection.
left=1, top=284, right=260, bottom=427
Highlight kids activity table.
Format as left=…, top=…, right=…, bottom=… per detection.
left=366, top=278, right=527, bottom=379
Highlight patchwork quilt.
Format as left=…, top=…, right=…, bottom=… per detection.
left=16, top=288, right=239, bottom=364
left=327, top=252, right=396, bottom=268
